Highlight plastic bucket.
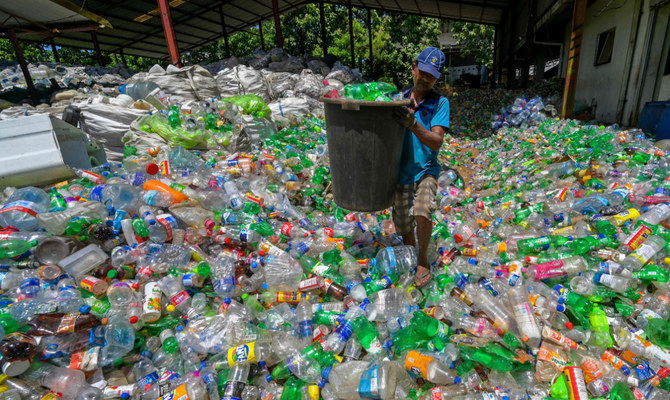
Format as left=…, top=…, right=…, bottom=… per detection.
left=320, top=97, right=410, bottom=212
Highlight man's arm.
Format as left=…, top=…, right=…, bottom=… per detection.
left=409, top=123, right=445, bottom=152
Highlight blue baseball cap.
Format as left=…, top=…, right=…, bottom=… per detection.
left=417, top=47, right=446, bottom=79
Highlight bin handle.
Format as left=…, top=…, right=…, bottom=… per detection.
left=341, top=102, right=360, bottom=111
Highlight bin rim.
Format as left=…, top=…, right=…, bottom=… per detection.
left=319, top=96, right=411, bottom=108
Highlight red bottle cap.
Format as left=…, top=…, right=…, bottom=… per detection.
left=146, top=163, right=159, bottom=175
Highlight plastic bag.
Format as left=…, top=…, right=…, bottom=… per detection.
left=218, top=94, right=272, bottom=119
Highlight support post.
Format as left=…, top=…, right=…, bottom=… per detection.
left=521, top=0, right=536, bottom=87
left=320, top=0, right=327, bottom=56
left=219, top=6, right=231, bottom=58
left=50, top=38, right=60, bottom=63
left=119, top=48, right=127, bottom=65
left=506, top=3, right=516, bottom=89
left=272, top=0, right=283, bottom=48
left=8, top=29, right=39, bottom=104
left=259, top=21, right=265, bottom=51
left=367, top=8, right=373, bottom=74
left=492, top=26, right=498, bottom=85
left=157, top=0, right=181, bottom=66
left=561, top=0, right=587, bottom=119
left=348, top=0, right=355, bottom=68
left=91, top=31, right=104, bottom=65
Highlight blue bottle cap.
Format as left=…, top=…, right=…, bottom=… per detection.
left=79, top=305, right=91, bottom=314
left=556, top=304, right=566, bottom=313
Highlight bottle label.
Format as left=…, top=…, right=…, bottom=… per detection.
left=625, top=225, right=652, bottom=250
left=601, top=351, right=630, bottom=374
left=57, top=313, right=78, bottom=334
left=299, top=320, right=313, bottom=338
left=137, top=371, right=160, bottom=387
left=631, top=243, right=656, bottom=264
left=542, top=326, right=579, bottom=350
left=312, top=262, right=330, bottom=276
left=638, top=308, right=662, bottom=322
left=143, top=282, right=162, bottom=321
left=169, top=290, right=190, bottom=307
left=564, top=366, right=588, bottom=400
left=299, top=277, right=320, bottom=291
left=0, top=200, right=38, bottom=217
left=454, top=273, right=469, bottom=290
left=226, top=342, right=256, bottom=366
left=276, top=291, right=308, bottom=303
left=430, top=387, right=443, bottom=400
left=79, top=276, right=104, bottom=293
left=512, top=302, right=541, bottom=341
left=436, top=322, right=450, bottom=340
left=157, top=383, right=191, bottom=400
left=280, top=223, right=294, bottom=236
left=580, top=358, right=603, bottom=383
left=337, top=320, right=354, bottom=342
left=533, top=259, right=567, bottom=280
left=181, top=274, right=198, bottom=287
left=358, top=364, right=381, bottom=398
left=537, top=345, right=568, bottom=371
left=156, top=214, right=176, bottom=242
left=404, top=350, right=433, bottom=379
left=598, top=274, right=615, bottom=287
left=143, top=190, right=160, bottom=205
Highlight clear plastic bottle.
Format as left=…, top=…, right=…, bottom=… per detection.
left=368, top=245, right=418, bottom=275
left=508, top=285, right=541, bottom=350
left=619, top=235, right=665, bottom=271
left=0, top=187, right=50, bottom=231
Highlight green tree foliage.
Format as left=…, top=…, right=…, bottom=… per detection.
left=183, top=5, right=441, bottom=86
left=0, top=7, right=448, bottom=87
left=450, top=22, right=494, bottom=69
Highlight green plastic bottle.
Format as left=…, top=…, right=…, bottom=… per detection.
left=646, top=318, right=670, bottom=348
left=550, top=373, right=569, bottom=399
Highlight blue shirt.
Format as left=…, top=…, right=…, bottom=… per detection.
left=397, top=88, right=450, bottom=184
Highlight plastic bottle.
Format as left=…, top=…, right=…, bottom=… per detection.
left=0, top=187, right=50, bottom=231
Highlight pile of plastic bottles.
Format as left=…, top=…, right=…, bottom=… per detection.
left=491, top=96, right=552, bottom=130
left=1, top=102, right=670, bottom=400
left=448, top=80, right=562, bottom=138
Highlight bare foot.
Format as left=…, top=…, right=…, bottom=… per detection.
left=414, top=265, right=432, bottom=288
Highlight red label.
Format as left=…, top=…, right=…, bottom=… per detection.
left=169, top=290, right=190, bottom=307
left=280, top=223, right=293, bottom=236
left=0, top=204, right=37, bottom=217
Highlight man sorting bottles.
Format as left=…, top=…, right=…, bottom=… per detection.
left=391, top=46, right=449, bottom=288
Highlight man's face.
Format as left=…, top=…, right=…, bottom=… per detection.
left=412, top=63, right=438, bottom=93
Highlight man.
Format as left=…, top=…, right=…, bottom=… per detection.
left=391, top=47, right=449, bottom=288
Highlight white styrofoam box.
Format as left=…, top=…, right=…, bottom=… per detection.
left=0, top=114, right=106, bottom=188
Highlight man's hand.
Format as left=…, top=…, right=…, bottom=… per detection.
left=392, top=105, right=416, bottom=128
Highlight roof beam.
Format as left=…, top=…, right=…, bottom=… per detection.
left=132, top=0, right=228, bottom=27
left=101, top=7, right=222, bottom=39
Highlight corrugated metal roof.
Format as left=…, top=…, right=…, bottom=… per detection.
left=2, top=0, right=509, bottom=60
